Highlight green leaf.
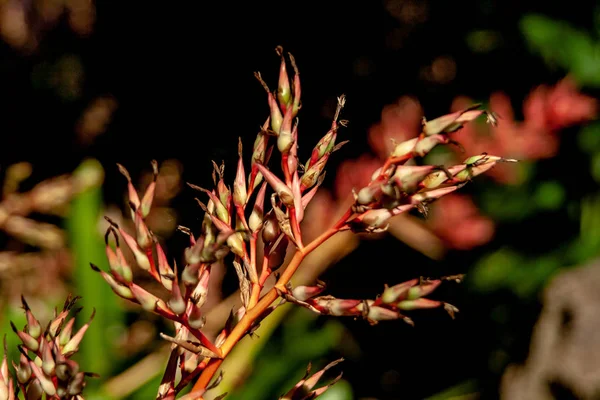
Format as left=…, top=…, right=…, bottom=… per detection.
left=65, top=159, right=124, bottom=388
left=521, top=14, right=600, bottom=86
left=534, top=181, right=565, bottom=211
left=577, top=122, right=600, bottom=154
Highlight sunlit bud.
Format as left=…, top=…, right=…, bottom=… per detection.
left=134, top=208, right=152, bottom=250
left=10, top=322, right=38, bottom=352
left=187, top=302, right=205, bottom=330
left=414, top=134, right=450, bottom=157
left=90, top=264, right=134, bottom=299
left=277, top=47, right=292, bottom=108
left=190, top=267, right=210, bottom=310
left=453, top=156, right=516, bottom=182
left=392, top=165, right=436, bottom=193
left=249, top=182, right=267, bottom=232
left=140, top=160, right=158, bottom=217
left=21, top=297, right=41, bottom=339
left=216, top=180, right=230, bottom=215
left=130, top=284, right=160, bottom=312
left=269, top=93, right=283, bottom=134
left=312, top=297, right=361, bottom=316
left=419, top=164, right=465, bottom=189
left=184, top=236, right=205, bottom=266
left=155, top=241, right=174, bottom=291
left=390, top=137, right=418, bottom=158
left=29, top=362, right=55, bottom=396
left=423, top=104, right=484, bottom=136
left=116, top=163, right=140, bottom=212
left=301, top=155, right=328, bottom=191
left=411, top=185, right=461, bottom=206
left=168, top=282, right=186, bottom=316
left=255, top=163, right=294, bottom=206
left=58, top=318, right=75, bottom=347
left=40, top=340, right=55, bottom=376
left=181, top=262, right=201, bottom=287
left=277, top=112, right=294, bottom=154
left=354, top=204, right=414, bottom=229
left=365, top=305, right=403, bottom=323
left=105, top=217, right=151, bottom=271
left=292, top=282, right=326, bottom=302
left=233, top=139, right=248, bottom=207
left=380, top=279, right=419, bottom=304
left=290, top=53, right=302, bottom=117
left=407, top=280, right=442, bottom=300
left=15, top=353, right=31, bottom=384
left=226, top=233, right=245, bottom=258
left=62, top=309, right=95, bottom=356
left=357, top=181, right=383, bottom=205
left=249, top=120, right=270, bottom=191
left=397, top=298, right=443, bottom=310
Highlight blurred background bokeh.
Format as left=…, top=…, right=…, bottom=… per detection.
left=0, top=1, right=599, bottom=399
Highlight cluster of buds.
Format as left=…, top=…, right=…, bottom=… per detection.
left=2, top=295, right=97, bottom=399
left=93, top=160, right=228, bottom=399
left=348, top=107, right=516, bottom=231
left=279, top=358, right=344, bottom=400
left=98, top=48, right=513, bottom=397
left=282, top=276, right=463, bottom=326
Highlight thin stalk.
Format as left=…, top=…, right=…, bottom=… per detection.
left=191, top=205, right=352, bottom=393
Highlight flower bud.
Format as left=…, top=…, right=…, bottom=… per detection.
left=312, top=297, right=361, bottom=316
left=413, top=134, right=449, bottom=157
left=292, top=283, right=326, bottom=302
left=380, top=279, right=419, bottom=304
left=249, top=182, right=267, bottom=232
left=140, top=160, right=158, bottom=217
left=407, top=280, right=442, bottom=300
left=390, top=137, right=418, bottom=158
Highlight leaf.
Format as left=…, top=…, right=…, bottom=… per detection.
left=521, top=14, right=600, bottom=87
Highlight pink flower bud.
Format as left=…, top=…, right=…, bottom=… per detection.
left=249, top=182, right=267, bottom=232
left=413, top=134, right=450, bottom=157
left=130, top=284, right=160, bottom=312
left=292, top=282, right=326, bottom=301
left=390, top=137, right=418, bottom=158
left=139, top=160, right=158, bottom=217
left=407, top=280, right=442, bottom=300
left=116, top=163, right=140, bottom=212
left=365, top=304, right=403, bottom=323
left=255, top=163, right=294, bottom=207
left=410, top=185, right=461, bottom=204
left=301, top=156, right=328, bottom=191
left=269, top=93, right=283, bottom=134
left=10, top=322, right=38, bottom=352
left=233, top=139, right=248, bottom=207
left=16, top=353, right=31, bottom=384
left=312, top=297, right=361, bottom=316
left=21, top=296, right=41, bottom=339
left=397, top=298, right=443, bottom=310
left=423, top=104, right=484, bottom=136
left=392, top=165, right=436, bottom=193
left=277, top=48, right=292, bottom=108
left=134, top=209, right=152, bottom=250
left=62, top=309, right=95, bottom=356
left=380, top=278, right=419, bottom=304
left=29, top=362, right=55, bottom=396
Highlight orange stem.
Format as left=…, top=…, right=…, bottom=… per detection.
left=191, top=205, right=353, bottom=393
